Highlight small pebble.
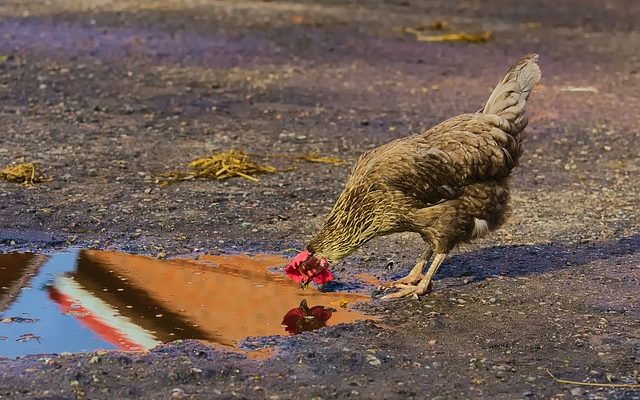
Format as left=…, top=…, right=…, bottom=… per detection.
left=569, top=387, right=585, bottom=396
left=366, top=354, right=381, bottom=367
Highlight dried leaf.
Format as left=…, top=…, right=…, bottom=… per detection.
left=0, top=162, right=50, bottom=185
left=404, top=27, right=492, bottom=43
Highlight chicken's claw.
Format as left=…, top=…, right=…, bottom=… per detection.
left=380, top=274, right=424, bottom=289
left=380, top=282, right=433, bottom=300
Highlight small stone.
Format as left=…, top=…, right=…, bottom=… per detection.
left=366, top=354, right=381, bottom=367
left=171, top=388, right=186, bottom=398
left=428, top=339, right=437, bottom=346
left=569, top=387, right=585, bottom=396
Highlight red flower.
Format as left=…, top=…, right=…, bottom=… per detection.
left=281, top=299, right=333, bottom=334
left=283, top=250, right=334, bottom=285
left=284, top=263, right=334, bottom=285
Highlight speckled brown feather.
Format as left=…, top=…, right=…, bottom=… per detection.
left=307, top=54, right=541, bottom=261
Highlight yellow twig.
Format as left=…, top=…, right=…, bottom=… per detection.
left=297, top=150, right=345, bottom=165
left=404, top=27, right=492, bottom=43
left=233, top=171, right=259, bottom=182
left=546, top=369, right=640, bottom=389
left=158, top=150, right=276, bottom=184
left=0, top=162, right=50, bottom=185
left=157, top=149, right=344, bottom=186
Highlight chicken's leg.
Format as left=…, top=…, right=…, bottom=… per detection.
left=382, top=253, right=446, bottom=299
left=381, top=248, right=433, bottom=288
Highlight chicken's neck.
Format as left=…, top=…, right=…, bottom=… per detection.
left=307, top=221, right=378, bottom=263
left=306, top=186, right=384, bottom=263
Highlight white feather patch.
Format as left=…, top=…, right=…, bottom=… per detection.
left=472, top=218, right=489, bottom=238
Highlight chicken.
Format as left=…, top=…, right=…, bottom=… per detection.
left=284, top=54, right=541, bottom=299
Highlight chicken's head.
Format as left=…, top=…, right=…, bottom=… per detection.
left=284, top=249, right=334, bottom=288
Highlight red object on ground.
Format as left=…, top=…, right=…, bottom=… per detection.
left=284, top=250, right=334, bottom=284
left=281, top=299, right=333, bottom=334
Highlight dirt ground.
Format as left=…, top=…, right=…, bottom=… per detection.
left=1, top=0, right=639, bottom=398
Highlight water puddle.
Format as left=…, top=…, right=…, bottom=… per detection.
left=0, top=249, right=374, bottom=358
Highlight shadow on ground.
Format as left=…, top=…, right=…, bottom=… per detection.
left=443, top=234, right=639, bottom=280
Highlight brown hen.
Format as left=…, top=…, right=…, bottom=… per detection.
left=285, top=54, right=541, bottom=299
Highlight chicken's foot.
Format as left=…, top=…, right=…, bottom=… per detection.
left=382, top=253, right=446, bottom=299
left=381, top=249, right=433, bottom=289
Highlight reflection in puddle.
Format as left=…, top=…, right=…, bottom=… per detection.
left=282, top=299, right=334, bottom=335
left=0, top=249, right=373, bottom=358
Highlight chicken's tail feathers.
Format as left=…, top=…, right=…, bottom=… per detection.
left=482, top=54, right=541, bottom=133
